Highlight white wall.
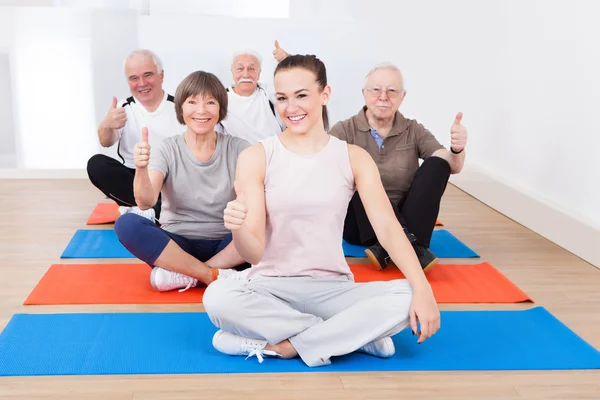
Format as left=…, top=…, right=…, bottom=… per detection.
left=458, top=0, right=600, bottom=230
left=0, top=6, right=138, bottom=169
left=0, top=53, right=16, bottom=167
left=138, top=15, right=387, bottom=126
left=138, top=0, right=493, bottom=134
left=89, top=8, right=138, bottom=160
left=0, top=0, right=597, bottom=264
left=11, top=7, right=97, bottom=169
left=0, top=8, right=16, bottom=167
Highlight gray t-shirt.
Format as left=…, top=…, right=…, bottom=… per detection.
left=150, top=132, right=250, bottom=240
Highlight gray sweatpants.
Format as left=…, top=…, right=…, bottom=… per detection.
left=203, top=274, right=413, bottom=367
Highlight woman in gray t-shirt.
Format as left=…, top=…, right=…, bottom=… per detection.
left=115, top=71, right=251, bottom=292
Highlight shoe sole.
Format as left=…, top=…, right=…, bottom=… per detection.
left=422, top=257, right=439, bottom=274
left=364, top=249, right=385, bottom=271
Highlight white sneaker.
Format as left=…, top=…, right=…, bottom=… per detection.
left=358, top=337, right=395, bottom=358
left=150, top=267, right=198, bottom=292
left=118, top=206, right=155, bottom=222
left=218, top=268, right=249, bottom=281
left=212, top=330, right=279, bottom=363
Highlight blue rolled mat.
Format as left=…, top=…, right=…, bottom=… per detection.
left=343, top=229, right=480, bottom=258
left=0, top=307, right=597, bottom=376
left=61, top=229, right=135, bottom=259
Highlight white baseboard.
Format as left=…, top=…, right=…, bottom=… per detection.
left=0, top=169, right=88, bottom=179
left=450, top=164, right=600, bottom=269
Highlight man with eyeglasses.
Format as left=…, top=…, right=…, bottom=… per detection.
left=329, top=62, right=468, bottom=272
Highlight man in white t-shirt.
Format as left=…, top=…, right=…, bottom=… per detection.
left=217, top=42, right=289, bottom=143
left=87, top=49, right=183, bottom=220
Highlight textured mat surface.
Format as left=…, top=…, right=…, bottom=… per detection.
left=86, top=203, right=119, bottom=225
left=61, top=230, right=134, bottom=259
left=1, top=308, right=597, bottom=376
left=343, top=229, right=479, bottom=258
left=24, top=262, right=531, bottom=305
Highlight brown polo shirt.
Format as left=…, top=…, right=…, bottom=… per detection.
left=329, top=107, right=444, bottom=205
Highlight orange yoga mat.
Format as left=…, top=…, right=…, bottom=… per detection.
left=24, top=262, right=531, bottom=305
left=352, top=263, right=532, bottom=303
left=86, top=203, right=120, bottom=225
left=25, top=263, right=203, bottom=305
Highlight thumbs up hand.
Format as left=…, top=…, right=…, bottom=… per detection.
left=272, top=40, right=289, bottom=62
left=134, top=127, right=151, bottom=169
left=224, top=181, right=248, bottom=231
left=450, top=112, right=468, bottom=153
left=103, top=96, right=127, bottom=130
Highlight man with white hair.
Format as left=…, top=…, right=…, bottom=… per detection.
left=329, top=62, right=469, bottom=272
left=87, top=49, right=182, bottom=220
left=217, top=41, right=288, bottom=143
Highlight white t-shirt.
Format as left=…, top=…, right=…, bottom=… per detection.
left=117, top=91, right=185, bottom=169
left=217, top=83, right=285, bottom=144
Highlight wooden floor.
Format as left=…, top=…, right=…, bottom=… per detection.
left=0, top=179, right=599, bottom=399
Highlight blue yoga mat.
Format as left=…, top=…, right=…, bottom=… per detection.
left=343, top=229, right=479, bottom=258
left=61, top=229, right=134, bottom=259
left=0, top=307, right=597, bottom=376
left=62, top=229, right=478, bottom=260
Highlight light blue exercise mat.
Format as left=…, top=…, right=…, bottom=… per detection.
left=61, top=229, right=135, bottom=259
left=0, top=307, right=597, bottom=376
left=343, top=229, right=480, bottom=258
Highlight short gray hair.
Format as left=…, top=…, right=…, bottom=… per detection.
left=364, top=62, right=404, bottom=91
left=231, top=50, right=262, bottom=69
left=124, top=49, right=163, bottom=75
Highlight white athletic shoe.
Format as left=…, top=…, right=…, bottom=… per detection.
left=218, top=268, right=249, bottom=281
left=118, top=206, right=155, bottom=222
left=358, top=337, right=395, bottom=358
left=212, top=330, right=279, bottom=363
left=150, top=267, right=198, bottom=292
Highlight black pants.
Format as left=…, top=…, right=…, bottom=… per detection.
left=87, top=154, right=162, bottom=219
left=343, top=156, right=451, bottom=248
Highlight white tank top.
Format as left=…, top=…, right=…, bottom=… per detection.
left=247, top=134, right=356, bottom=279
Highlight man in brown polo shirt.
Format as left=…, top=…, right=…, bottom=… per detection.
left=329, top=62, right=468, bottom=272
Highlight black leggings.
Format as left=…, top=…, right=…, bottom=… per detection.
left=343, top=156, right=451, bottom=248
left=87, top=154, right=161, bottom=218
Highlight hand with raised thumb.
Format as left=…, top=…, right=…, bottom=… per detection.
left=103, top=96, right=127, bottom=130
left=272, top=40, right=289, bottom=62
left=134, top=127, right=151, bottom=169
left=224, top=181, right=248, bottom=231
left=450, top=112, right=467, bottom=153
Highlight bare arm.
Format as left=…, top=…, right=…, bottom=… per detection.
left=431, top=112, right=468, bottom=174
left=432, top=148, right=466, bottom=174
left=223, top=144, right=267, bottom=265
left=97, top=97, right=126, bottom=147
left=132, top=127, right=163, bottom=210
left=97, top=126, right=119, bottom=147
left=349, top=145, right=430, bottom=290
left=349, top=144, right=440, bottom=342
left=272, top=40, right=289, bottom=62
left=133, top=168, right=163, bottom=210
left=205, top=242, right=246, bottom=269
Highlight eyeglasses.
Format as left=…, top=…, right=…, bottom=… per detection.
left=365, top=88, right=402, bottom=99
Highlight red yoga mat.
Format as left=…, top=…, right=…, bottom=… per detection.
left=24, top=262, right=531, bottom=305
left=86, top=203, right=120, bottom=225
